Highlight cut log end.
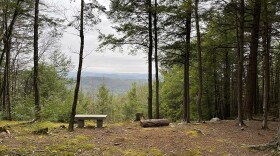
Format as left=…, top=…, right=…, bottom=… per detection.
left=140, top=119, right=170, bottom=128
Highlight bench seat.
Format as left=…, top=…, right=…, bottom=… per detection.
left=75, top=114, right=107, bottom=128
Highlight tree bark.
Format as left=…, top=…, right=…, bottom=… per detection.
left=69, top=0, right=84, bottom=132
left=4, top=38, right=11, bottom=120
left=148, top=0, right=153, bottom=119
left=262, top=0, right=269, bottom=130
left=237, top=0, right=245, bottom=126
left=2, top=0, right=22, bottom=120
left=245, top=0, right=261, bottom=120
left=154, top=0, right=160, bottom=119
left=195, top=0, right=203, bottom=122
left=140, top=119, right=169, bottom=127
left=213, top=52, right=219, bottom=117
left=34, top=0, right=41, bottom=120
left=224, top=50, right=230, bottom=118
left=183, top=10, right=191, bottom=123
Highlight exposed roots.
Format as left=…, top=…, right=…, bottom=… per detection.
left=246, top=139, right=278, bottom=151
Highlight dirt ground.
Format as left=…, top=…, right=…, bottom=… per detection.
left=0, top=120, right=279, bottom=156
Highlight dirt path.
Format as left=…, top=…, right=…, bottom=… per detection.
left=0, top=120, right=278, bottom=155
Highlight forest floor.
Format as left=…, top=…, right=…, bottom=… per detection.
left=0, top=119, right=279, bottom=156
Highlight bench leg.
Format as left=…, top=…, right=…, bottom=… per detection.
left=96, top=120, right=103, bottom=128
left=77, top=119, right=84, bottom=128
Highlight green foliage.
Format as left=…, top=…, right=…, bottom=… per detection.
left=12, top=96, right=35, bottom=121
left=160, top=66, right=184, bottom=122
left=123, top=83, right=139, bottom=120
left=95, top=83, right=113, bottom=116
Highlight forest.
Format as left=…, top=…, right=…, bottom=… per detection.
left=0, top=0, right=280, bottom=155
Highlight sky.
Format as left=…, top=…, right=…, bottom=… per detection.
left=54, top=0, right=148, bottom=74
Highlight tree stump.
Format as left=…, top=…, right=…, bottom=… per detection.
left=135, top=113, right=143, bottom=121
left=140, top=119, right=170, bottom=127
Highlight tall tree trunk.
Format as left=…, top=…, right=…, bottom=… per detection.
left=1, top=45, right=8, bottom=113
left=262, top=0, right=269, bottom=130
left=154, top=0, right=159, bottom=119
left=2, top=0, right=21, bottom=120
left=224, top=50, right=230, bottom=118
left=213, top=52, right=219, bottom=117
left=183, top=11, right=191, bottom=123
left=4, top=39, right=11, bottom=120
left=148, top=0, right=153, bottom=119
left=69, top=0, right=85, bottom=132
left=34, top=0, right=41, bottom=120
left=278, top=63, right=280, bottom=120
left=245, top=0, right=261, bottom=120
left=230, top=66, right=237, bottom=117
left=275, top=56, right=280, bottom=119
left=195, top=0, right=203, bottom=122
left=255, top=77, right=260, bottom=114
left=237, top=0, right=245, bottom=126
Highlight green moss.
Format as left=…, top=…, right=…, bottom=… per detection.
left=147, top=147, right=163, bottom=156
left=186, top=130, right=199, bottom=137
left=103, top=146, right=123, bottom=155
left=45, top=135, right=95, bottom=154
left=82, top=144, right=95, bottom=150
left=31, top=121, right=61, bottom=131
left=0, top=145, right=8, bottom=155
left=181, top=149, right=201, bottom=156
left=123, top=149, right=146, bottom=156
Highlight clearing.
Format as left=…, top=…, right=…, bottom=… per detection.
left=0, top=120, right=278, bottom=156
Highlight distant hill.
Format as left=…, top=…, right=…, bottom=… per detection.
left=67, top=72, right=148, bottom=80
left=68, top=72, right=148, bottom=94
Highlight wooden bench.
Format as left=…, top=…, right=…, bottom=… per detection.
left=75, top=114, right=107, bottom=128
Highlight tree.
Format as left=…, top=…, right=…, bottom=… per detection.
left=245, top=0, right=261, bottom=120
left=67, top=0, right=102, bottom=131
left=69, top=0, right=85, bottom=131
left=262, top=0, right=269, bottom=130
left=237, top=0, right=245, bottom=126
left=33, top=0, right=41, bottom=120
left=99, top=0, right=153, bottom=119
left=183, top=0, right=192, bottom=123
left=1, top=0, right=23, bottom=120
left=154, top=0, right=160, bottom=119
left=95, top=83, right=112, bottom=115
left=148, top=0, right=153, bottom=119
left=123, top=82, right=139, bottom=120
left=160, top=66, right=184, bottom=122
left=194, top=0, right=202, bottom=122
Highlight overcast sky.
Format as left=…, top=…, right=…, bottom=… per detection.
left=53, top=0, right=148, bottom=74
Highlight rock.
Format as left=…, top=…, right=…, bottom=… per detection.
left=170, top=124, right=176, bottom=128
left=241, top=127, right=245, bottom=131
left=60, top=125, right=66, bottom=129
left=114, top=142, right=121, bottom=146
left=210, top=117, right=221, bottom=122
left=93, top=147, right=100, bottom=151
left=33, top=128, right=48, bottom=135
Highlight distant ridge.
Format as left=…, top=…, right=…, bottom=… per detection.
left=67, top=72, right=149, bottom=94
left=67, top=71, right=148, bottom=80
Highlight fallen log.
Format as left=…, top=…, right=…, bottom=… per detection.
left=140, top=119, right=170, bottom=127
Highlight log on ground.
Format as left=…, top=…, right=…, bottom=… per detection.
left=140, top=119, right=170, bottom=127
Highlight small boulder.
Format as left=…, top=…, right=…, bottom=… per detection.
left=210, top=117, right=221, bottom=122
left=33, top=128, right=48, bottom=135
